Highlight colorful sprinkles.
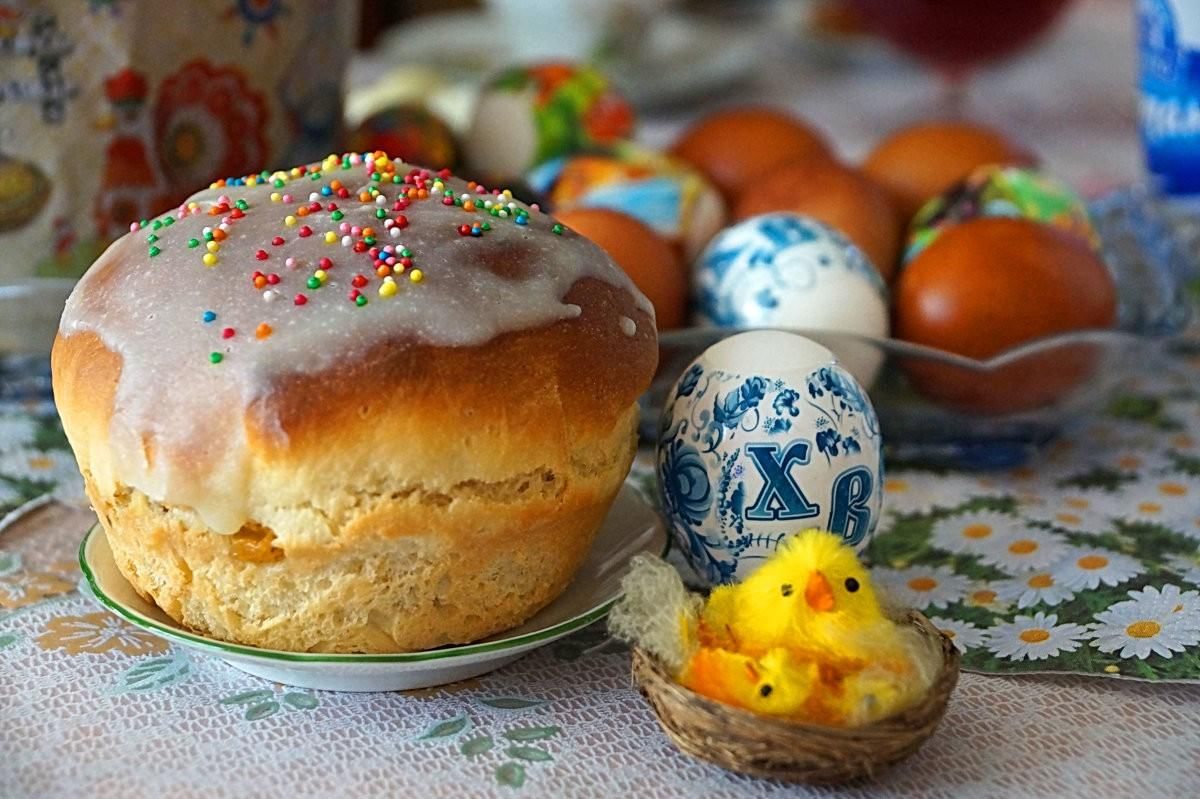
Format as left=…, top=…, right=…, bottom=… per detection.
left=134, top=151, right=561, bottom=365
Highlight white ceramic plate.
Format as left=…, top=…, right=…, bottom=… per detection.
left=358, top=10, right=762, bottom=112
left=79, top=484, right=666, bottom=692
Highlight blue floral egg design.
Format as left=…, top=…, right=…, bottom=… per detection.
left=657, top=331, right=883, bottom=586
left=692, top=213, right=890, bottom=386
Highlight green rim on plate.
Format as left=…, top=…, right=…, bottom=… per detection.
left=79, top=523, right=662, bottom=664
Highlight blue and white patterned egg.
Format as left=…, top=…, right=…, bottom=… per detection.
left=693, top=213, right=889, bottom=385
left=657, top=330, right=884, bottom=587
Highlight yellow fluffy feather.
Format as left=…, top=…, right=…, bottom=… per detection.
left=679, top=646, right=818, bottom=718
left=607, top=555, right=703, bottom=674
left=610, top=531, right=940, bottom=727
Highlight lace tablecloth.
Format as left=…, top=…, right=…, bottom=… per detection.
left=4, top=2, right=1200, bottom=796
left=3, top=336, right=1200, bottom=796
left=1, top=502, right=1198, bottom=799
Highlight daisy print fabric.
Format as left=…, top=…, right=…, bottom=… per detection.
left=625, top=350, right=1200, bottom=682
left=9, top=328, right=1200, bottom=680
left=862, top=354, right=1200, bottom=681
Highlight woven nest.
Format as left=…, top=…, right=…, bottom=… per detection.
left=631, top=610, right=961, bottom=785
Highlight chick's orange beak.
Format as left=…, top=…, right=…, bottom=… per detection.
left=805, top=571, right=835, bottom=612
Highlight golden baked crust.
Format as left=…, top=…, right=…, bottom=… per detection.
left=86, top=411, right=633, bottom=653
left=54, top=277, right=656, bottom=652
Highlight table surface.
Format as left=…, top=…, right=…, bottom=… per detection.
left=2, top=502, right=1199, bottom=799
left=4, top=2, right=1200, bottom=797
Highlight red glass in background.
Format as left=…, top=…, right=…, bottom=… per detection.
left=844, top=0, right=1076, bottom=108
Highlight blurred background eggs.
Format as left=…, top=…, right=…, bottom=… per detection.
left=863, top=120, right=1038, bottom=221
left=528, top=142, right=726, bottom=260
left=904, top=165, right=1098, bottom=263
left=465, top=62, right=635, bottom=178
left=670, top=107, right=833, bottom=202
left=335, top=40, right=1150, bottom=430
left=894, top=217, right=1117, bottom=414
left=555, top=207, right=687, bottom=330
left=348, top=103, right=460, bottom=171
left=693, top=213, right=889, bottom=385
left=734, top=158, right=901, bottom=282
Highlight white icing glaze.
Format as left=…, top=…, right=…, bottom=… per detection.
left=619, top=316, right=636, bottom=337
left=60, top=157, right=651, bottom=534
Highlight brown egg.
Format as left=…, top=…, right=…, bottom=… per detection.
left=734, top=159, right=901, bottom=282
left=863, top=121, right=1036, bottom=221
left=670, top=107, right=833, bottom=202
left=555, top=208, right=686, bottom=330
left=894, top=217, right=1116, bottom=414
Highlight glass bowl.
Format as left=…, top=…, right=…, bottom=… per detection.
left=641, top=188, right=1197, bottom=469
left=0, top=278, right=75, bottom=356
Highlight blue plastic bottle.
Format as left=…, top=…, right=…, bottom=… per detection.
left=1138, top=0, right=1200, bottom=200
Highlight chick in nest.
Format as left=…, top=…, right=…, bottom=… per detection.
left=681, top=646, right=819, bottom=717
left=609, top=530, right=940, bottom=727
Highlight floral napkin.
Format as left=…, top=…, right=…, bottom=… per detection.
left=5, top=345, right=1200, bottom=681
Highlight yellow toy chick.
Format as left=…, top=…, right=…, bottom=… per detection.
left=609, top=531, right=939, bottom=728
left=680, top=646, right=818, bottom=717
left=706, top=531, right=914, bottom=663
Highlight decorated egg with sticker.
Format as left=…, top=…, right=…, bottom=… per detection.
left=693, top=213, right=889, bottom=386
left=904, top=165, right=1098, bottom=264
left=657, top=330, right=883, bottom=586
left=527, top=142, right=726, bottom=260
left=465, top=62, right=635, bottom=178
left=347, top=104, right=460, bottom=170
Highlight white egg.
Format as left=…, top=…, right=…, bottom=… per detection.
left=466, top=86, right=539, bottom=178
left=464, top=64, right=634, bottom=179
left=657, top=330, right=884, bottom=586
left=693, top=213, right=889, bottom=386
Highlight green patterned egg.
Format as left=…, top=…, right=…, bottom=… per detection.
left=904, top=165, right=1098, bottom=264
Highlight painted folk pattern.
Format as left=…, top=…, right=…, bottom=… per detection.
left=657, top=358, right=883, bottom=585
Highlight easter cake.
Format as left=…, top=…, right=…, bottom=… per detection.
left=52, top=152, right=657, bottom=654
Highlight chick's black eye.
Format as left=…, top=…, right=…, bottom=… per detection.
left=759, top=684, right=773, bottom=697
left=780, top=583, right=794, bottom=597
left=844, top=577, right=860, bottom=593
